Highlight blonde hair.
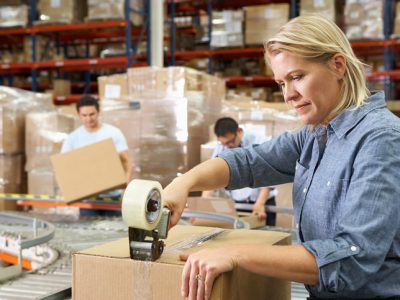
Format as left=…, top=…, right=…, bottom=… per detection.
left=265, top=15, right=370, bottom=120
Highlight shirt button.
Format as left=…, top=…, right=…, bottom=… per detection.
left=327, top=181, right=331, bottom=186
left=350, top=246, right=357, bottom=252
left=303, top=188, right=307, bottom=193
left=296, top=223, right=299, bottom=229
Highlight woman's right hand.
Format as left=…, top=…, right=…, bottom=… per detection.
left=163, top=176, right=191, bottom=228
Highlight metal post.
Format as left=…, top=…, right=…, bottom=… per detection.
left=207, top=0, right=213, bottom=74
left=169, top=0, right=176, bottom=66
left=146, top=0, right=151, bottom=65
left=30, top=0, right=38, bottom=91
left=290, top=0, right=298, bottom=19
left=383, top=0, right=395, bottom=99
left=150, top=0, right=163, bottom=67
left=125, top=0, right=133, bottom=68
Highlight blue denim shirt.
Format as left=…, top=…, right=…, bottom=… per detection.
left=219, top=92, right=400, bottom=297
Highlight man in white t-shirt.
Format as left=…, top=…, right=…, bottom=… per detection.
left=61, top=95, right=132, bottom=216
left=202, top=117, right=276, bottom=226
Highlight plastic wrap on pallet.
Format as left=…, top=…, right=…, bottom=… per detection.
left=100, top=97, right=140, bottom=181
left=98, top=73, right=128, bottom=101
left=25, top=109, right=75, bottom=172
left=0, top=86, right=53, bottom=155
left=222, top=98, right=301, bottom=139
left=28, top=168, right=59, bottom=195
left=0, top=5, right=28, bottom=28
left=344, top=0, right=384, bottom=40
left=0, top=153, right=25, bottom=194
left=37, top=0, right=87, bottom=23
left=127, top=67, right=224, bottom=186
left=87, top=0, right=143, bottom=26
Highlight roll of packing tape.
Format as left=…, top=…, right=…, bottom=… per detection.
left=122, top=179, right=164, bottom=230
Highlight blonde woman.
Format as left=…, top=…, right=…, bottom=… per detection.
left=164, top=15, right=400, bottom=299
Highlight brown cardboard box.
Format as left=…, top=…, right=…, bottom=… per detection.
left=53, top=79, right=71, bottom=97
left=51, top=139, right=126, bottom=203
left=73, top=225, right=291, bottom=300
left=187, top=197, right=265, bottom=229
left=0, top=5, right=28, bottom=27
left=244, top=4, right=289, bottom=20
left=98, top=74, right=128, bottom=100
left=37, top=0, right=87, bottom=23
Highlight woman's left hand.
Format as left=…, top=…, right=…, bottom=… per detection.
left=180, top=248, right=239, bottom=300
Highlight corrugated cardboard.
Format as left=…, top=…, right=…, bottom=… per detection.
left=97, top=74, right=128, bottom=100
left=73, top=225, right=291, bottom=300
left=51, top=138, right=125, bottom=203
left=187, top=197, right=265, bottom=229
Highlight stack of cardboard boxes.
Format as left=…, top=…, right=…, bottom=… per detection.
left=37, top=0, right=87, bottom=23
left=244, top=3, right=290, bottom=46
left=87, top=0, right=143, bottom=26
left=344, top=0, right=384, bottom=40
left=0, top=4, right=28, bottom=27
left=0, top=87, right=53, bottom=209
left=25, top=109, right=76, bottom=195
left=210, top=10, right=244, bottom=48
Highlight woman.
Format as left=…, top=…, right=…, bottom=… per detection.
left=164, top=15, right=400, bottom=299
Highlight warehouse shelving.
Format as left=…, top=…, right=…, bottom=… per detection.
left=0, top=0, right=150, bottom=99
left=1, top=0, right=400, bottom=100
left=165, top=0, right=400, bottom=100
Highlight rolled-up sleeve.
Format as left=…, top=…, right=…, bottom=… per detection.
left=219, top=129, right=306, bottom=189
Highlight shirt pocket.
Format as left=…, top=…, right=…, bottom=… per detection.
left=293, top=160, right=309, bottom=206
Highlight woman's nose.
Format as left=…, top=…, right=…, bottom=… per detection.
left=284, top=84, right=299, bottom=103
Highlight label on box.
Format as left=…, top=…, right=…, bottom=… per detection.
left=104, top=84, right=121, bottom=99
left=51, top=0, right=61, bottom=8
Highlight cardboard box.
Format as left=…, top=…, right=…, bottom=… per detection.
left=51, top=138, right=126, bottom=203
left=98, top=74, right=128, bottom=100
left=53, top=79, right=71, bottom=97
left=73, top=225, right=291, bottom=300
left=187, top=197, right=265, bottom=229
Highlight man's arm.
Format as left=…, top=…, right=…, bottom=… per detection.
left=252, top=187, right=271, bottom=221
left=119, top=151, right=132, bottom=184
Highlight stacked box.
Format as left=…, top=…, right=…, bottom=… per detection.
left=244, top=4, right=289, bottom=45
left=37, top=0, right=87, bottom=23
left=127, top=67, right=224, bottom=187
left=211, top=10, right=244, bottom=48
left=344, top=0, right=384, bottom=40
left=0, top=87, right=53, bottom=198
left=97, top=73, right=128, bottom=101
left=28, top=168, right=59, bottom=195
left=25, top=109, right=75, bottom=172
left=100, top=99, right=140, bottom=181
left=300, top=0, right=337, bottom=22
left=0, top=5, right=28, bottom=27
left=87, top=0, right=143, bottom=26
left=222, top=98, right=301, bottom=139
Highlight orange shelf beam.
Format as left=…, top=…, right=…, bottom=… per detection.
left=17, top=200, right=121, bottom=211
left=0, top=252, right=32, bottom=270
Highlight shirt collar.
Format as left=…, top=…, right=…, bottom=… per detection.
left=323, top=91, right=386, bottom=139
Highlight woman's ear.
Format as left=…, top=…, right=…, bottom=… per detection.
left=331, top=53, right=346, bottom=79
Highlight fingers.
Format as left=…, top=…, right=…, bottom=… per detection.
left=181, top=253, right=218, bottom=300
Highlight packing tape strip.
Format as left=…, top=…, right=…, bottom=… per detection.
left=122, top=179, right=164, bottom=230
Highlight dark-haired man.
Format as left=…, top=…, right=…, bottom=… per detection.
left=61, top=95, right=132, bottom=216
left=202, top=117, right=276, bottom=225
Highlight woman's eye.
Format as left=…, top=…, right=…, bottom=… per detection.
left=292, top=75, right=302, bottom=81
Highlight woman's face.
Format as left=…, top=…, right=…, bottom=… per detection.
left=270, top=50, right=345, bottom=125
